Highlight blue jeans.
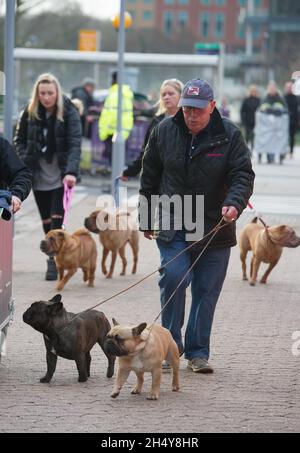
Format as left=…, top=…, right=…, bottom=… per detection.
left=157, top=231, right=231, bottom=361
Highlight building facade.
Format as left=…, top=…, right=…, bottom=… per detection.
left=125, top=0, right=156, bottom=29
left=126, top=0, right=271, bottom=54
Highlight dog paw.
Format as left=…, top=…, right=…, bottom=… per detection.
left=249, top=282, right=256, bottom=287
left=106, top=368, right=114, bottom=379
left=40, top=376, right=51, bottom=384
left=260, top=280, right=267, bottom=284
left=87, top=282, right=95, bottom=287
left=111, top=392, right=120, bottom=399
left=147, top=394, right=158, bottom=401
left=106, top=274, right=113, bottom=280
left=120, top=272, right=126, bottom=277
left=243, top=276, right=248, bottom=281
left=172, top=385, right=180, bottom=392
left=56, top=283, right=65, bottom=291
left=131, top=388, right=141, bottom=395
left=78, top=376, right=88, bottom=383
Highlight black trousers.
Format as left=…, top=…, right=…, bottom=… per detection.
left=34, top=187, right=64, bottom=234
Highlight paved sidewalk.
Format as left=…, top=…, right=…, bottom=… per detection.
left=1, top=152, right=300, bottom=433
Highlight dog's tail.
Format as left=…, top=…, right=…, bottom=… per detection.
left=251, top=217, right=258, bottom=224
left=73, top=228, right=91, bottom=237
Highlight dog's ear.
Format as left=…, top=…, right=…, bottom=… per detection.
left=49, top=294, right=62, bottom=304
left=112, top=318, right=120, bottom=327
left=50, top=294, right=62, bottom=303
left=132, top=322, right=147, bottom=337
left=47, top=301, right=63, bottom=316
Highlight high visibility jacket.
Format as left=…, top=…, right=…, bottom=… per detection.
left=99, top=84, right=134, bottom=141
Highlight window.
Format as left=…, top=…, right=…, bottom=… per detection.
left=143, top=0, right=153, bottom=3
left=200, top=12, right=210, bottom=38
left=143, top=10, right=153, bottom=21
left=179, top=0, right=189, bottom=4
left=239, top=0, right=246, bottom=6
left=178, top=11, right=189, bottom=29
left=201, top=0, right=210, bottom=5
left=215, top=0, right=225, bottom=5
left=164, top=0, right=175, bottom=4
left=215, top=13, right=224, bottom=38
left=164, top=11, right=173, bottom=34
left=255, top=0, right=261, bottom=6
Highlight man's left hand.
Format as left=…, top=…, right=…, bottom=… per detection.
left=63, top=175, right=77, bottom=188
left=222, top=206, right=238, bottom=223
left=11, top=196, right=22, bottom=214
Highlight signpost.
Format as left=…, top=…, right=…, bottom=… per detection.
left=79, top=30, right=100, bottom=52
left=194, top=42, right=221, bottom=55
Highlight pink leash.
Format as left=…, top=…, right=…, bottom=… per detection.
left=62, top=182, right=75, bottom=229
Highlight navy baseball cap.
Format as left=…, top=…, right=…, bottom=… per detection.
left=178, top=79, right=214, bottom=109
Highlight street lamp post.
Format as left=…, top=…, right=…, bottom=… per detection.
left=111, top=2, right=132, bottom=204
left=4, top=0, right=16, bottom=143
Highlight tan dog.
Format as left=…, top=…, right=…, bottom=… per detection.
left=239, top=217, right=300, bottom=286
left=104, top=320, right=180, bottom=400
left=84, top=209, right=139, bottom=279
left=40, top=229, right=97, bottom=290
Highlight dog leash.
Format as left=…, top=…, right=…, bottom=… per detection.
left=56, top=217, right=231, bottom=336
left=55, top=218, right=232, bottom=337
left=81, top=217, right=230, bottom=315
left=149, top=218, right=230, bottom=330
left=62, top=182, right=75, bottom=230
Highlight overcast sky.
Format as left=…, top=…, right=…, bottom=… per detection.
left=80, top=0, right=120, bottom=19
left=0, top=0, right=120, bottom=18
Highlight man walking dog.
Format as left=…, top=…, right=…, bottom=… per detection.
left=139, top=79, right=255, bottom=373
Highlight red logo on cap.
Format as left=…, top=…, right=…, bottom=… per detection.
left=187, top=86, right=200, bottom=96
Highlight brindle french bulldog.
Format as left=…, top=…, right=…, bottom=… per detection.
left=23, top=295, right=115, bottom=383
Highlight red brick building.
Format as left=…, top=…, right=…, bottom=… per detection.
left=127, top=0, right=270, bottom=54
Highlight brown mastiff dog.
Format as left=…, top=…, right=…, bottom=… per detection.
left=84, top=209, right=139, bottom=279
left=239, top=217, right=300, bottom=286
left=40, top=228, right=97, bottom=290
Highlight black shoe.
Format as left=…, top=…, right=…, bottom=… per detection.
left=45, top=258, right=58, bottom=281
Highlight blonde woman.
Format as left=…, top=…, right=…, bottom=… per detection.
left=14, top=73, right=82, bottom=280
left=122, top=78, right=183, bottom=179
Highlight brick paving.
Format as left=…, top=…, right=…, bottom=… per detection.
left=1, top=152, right=300, bottom=433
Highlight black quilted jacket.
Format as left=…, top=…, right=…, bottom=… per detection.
left=139, top=108, right=255, bottom=249
left=14, top=96, right=82, bottom=178
left=0, top=136, right=32, bottom=201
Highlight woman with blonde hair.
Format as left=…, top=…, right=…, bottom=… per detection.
left=14, top=73, right=82, bottom=280
left=122, top=78, right=184, bottom=179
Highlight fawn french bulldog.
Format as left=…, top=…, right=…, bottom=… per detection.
left=104, top=319, right=180, bottom=400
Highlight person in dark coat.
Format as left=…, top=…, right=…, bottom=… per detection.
left=139, top=79, right=254, bottom=373
left=284, top=81, right=299, bottom=157
left=14, top=73, right=82, bottom=280
left=0, top=136, right=32, bottom=218
left=240, top=84, right=260, bottom=152
left=121, top=78, right=183, bottom=179
left=71, top=77, right=96, bottom=138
